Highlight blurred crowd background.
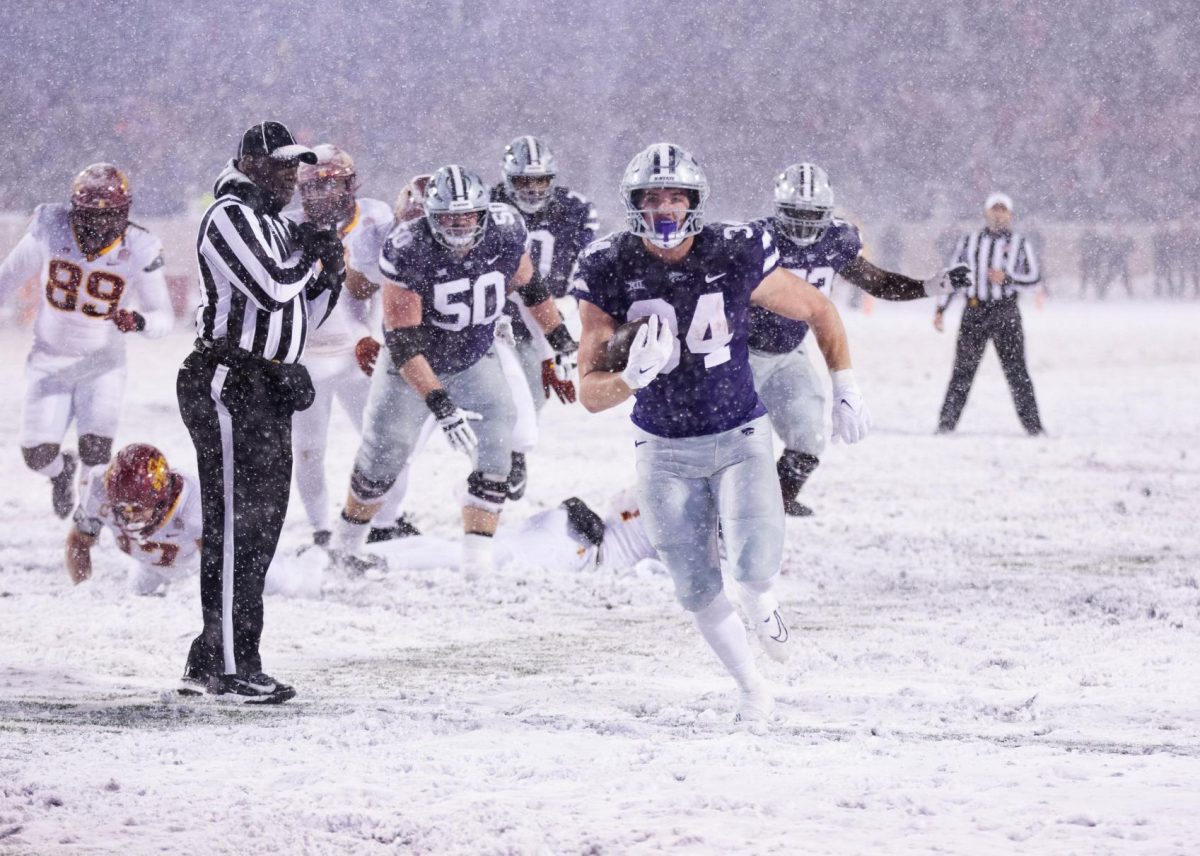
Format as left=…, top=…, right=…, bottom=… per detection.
left=1, top=0, right=1197, bottom=297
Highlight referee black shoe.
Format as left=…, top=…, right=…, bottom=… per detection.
left=367, top=514, right=421, bottom=544
left=179, top=671, right=296, bottom=704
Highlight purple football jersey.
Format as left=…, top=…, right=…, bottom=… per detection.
left=379, top=204, right=527, bottom=374
left=572, top=222, right=780, bottom=438
left=748, top=217, right=862, bottom=353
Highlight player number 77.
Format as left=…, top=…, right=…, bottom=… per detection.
left=627, top=293, right=733, bottom=373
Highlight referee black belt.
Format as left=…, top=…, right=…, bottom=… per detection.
left=193, top=338, right=289, bottom=368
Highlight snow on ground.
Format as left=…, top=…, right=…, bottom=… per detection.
left=1, top=299, right=1198, bottom=855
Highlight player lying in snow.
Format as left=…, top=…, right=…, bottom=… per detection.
left=65, top=443, right=202, bottom=596
left=491, top=490, right=656, bottom=573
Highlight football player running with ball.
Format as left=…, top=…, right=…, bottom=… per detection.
left=0, top=164, right=174, bottom=519
left=573, top=144, right=870, bottom=726
left=331, top=165, right=578, bottom=577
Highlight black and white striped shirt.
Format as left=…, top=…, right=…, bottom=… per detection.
left=194, top=164, right=336, bottom=363
left=936, top=228, right=1040, bottom=311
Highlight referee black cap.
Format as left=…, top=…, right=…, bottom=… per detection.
left=238, top=121, right=317, bottom=164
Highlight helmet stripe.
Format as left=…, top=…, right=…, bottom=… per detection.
left=526, top=135, right=539, bottom=165
left=449, top=165, right=464, bottom=200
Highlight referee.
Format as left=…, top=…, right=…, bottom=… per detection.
left=177, top=121, right=345, bottom=703
left=933, top=192, right=1044, bottom=436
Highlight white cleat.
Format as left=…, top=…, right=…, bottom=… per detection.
left=734, top=682, right=775, bottom=726
left=754, top=608, right=792, bottom=664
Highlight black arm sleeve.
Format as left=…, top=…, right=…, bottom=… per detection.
left=383, top=326, right=427, bottom=371
left=515, top=272, right=551, bottom=307
left=839, top=256, right=927, bottom=302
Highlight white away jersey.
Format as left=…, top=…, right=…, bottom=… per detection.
left=494, top=490, right=657, bottom=574
left=288, top=197, right=390, bottom=356
left=74, top=470, right=203, bottom=577
left=0, top=203, right=173, bottom=357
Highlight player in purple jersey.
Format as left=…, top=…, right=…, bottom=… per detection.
left=491, top=135, right=600, bottom=500
left=572, top=144, right=871, bottom=726
left=749, top=163, right=971, bottom=515
left=329, top=165, right=578, bottom=577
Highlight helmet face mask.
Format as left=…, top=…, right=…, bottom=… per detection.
left=104, top=444, right=178, bottom=535
left=298, top=145, right=358, bottom=226
left=502, top=136, right=557, bottom=214
left=70, top=163, right=132, bottom=255
left=773, top=163, right=834, bottom=245
left=424, top=165, right=490, bottom=250
left=621, top=143, right=709, bottom=249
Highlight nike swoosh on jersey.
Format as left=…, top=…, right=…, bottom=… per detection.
left=705, top=272, right=727, bottom=283
left=487, top=254, right=502, bottom=264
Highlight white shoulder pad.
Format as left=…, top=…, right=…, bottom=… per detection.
left=355, top=197, right=393, bottom=228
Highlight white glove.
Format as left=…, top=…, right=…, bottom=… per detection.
left=494, top=314, right=516, bottom=347
left=438, top=408, right=481, bottom=455
left=620, top=314, right=675, bottom=390
left=923, top=262, right=973, bottom=297
left=552, top=349, right=578, bottom=383
left=830, top=369, right=871, bottom=444
left=425, top=390, right=482, bottom=456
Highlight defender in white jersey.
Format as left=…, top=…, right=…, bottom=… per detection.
left=287, top=146, right=416, bottom=546
left=0, top=164, right=173, bottom=518
left=494, top=490, right=657, bottom=573
left=66, top=443, right=202, bottom=596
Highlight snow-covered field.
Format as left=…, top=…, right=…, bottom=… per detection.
left=1, top=299, right=1197, bottom=855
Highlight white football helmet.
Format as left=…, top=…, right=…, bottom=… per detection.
left=620, top=143, right=709, bottom=249
left=424, top=165, right=490, bottom=250
left=774, top=163, right=834, bottom=245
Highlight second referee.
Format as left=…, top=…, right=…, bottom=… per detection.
left=177, top=121, right=345, bottom=703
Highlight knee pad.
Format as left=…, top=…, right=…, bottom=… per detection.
left=78, top=434, right=114, bottom=467
left=22, top=443, right=60, bottom=472
left=350, top=467, right=396, bottom=503
left=464, top=471, right=508, bottom=513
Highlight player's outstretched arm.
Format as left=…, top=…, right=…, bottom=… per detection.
left=840, top=257, right=973, bottom=302
left=65, top=529, right=97, bottom=585
left=578, top=301, right=632, bottom=413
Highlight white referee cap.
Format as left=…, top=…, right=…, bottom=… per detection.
left=984, top=191, right=1014, bottom=211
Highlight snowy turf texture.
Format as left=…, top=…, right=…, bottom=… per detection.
left=0, top=300, right=1197, bottom=854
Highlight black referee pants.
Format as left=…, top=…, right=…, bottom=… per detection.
left=177, top=348, right=305, bottom=679
left=937, top=297, right=1043, bottom=435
